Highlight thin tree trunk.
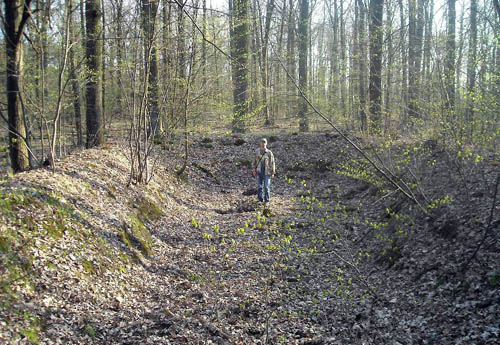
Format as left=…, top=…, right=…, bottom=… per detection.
left=68, top=0, right=83, bottom=147
left=445, top=0, right=456, bottom=114
left=202, top=0, right=207, bottom=88
left=261, top=0, right=275, bottom=126
left=368, top=0, right=383, bottom=131
left=357, top=0, right=367, bottom=132
left=465, top=0, right=477, bottom=141
left=141, top=0, right=160, bottom=135
left=339, top=0, right=346, bottom=119
left=287, top=0, right=296, bottom=116
left=115, top=0, right=124, bottom=120
left=273, top=0, right=286, bottom=124
left=408, top=0, right=418, bottom=121
left=101, top=0, right=106, bottom=129
left=298, top=0, right=309, bottom=131
left=384, top=1, right=393, bottom=131
left=423, top=0, right=433, bottom=102
left=398, top=0, right=407, bottom=124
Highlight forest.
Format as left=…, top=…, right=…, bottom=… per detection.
left=0, top=0, right=499, bottom=344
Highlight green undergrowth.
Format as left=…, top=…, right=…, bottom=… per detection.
left=117, top=195, right=165, bottom=258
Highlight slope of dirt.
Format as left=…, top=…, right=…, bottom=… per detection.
left=0, top=132, right=498, bottom=344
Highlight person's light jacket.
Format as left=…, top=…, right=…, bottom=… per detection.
left=252, top=148, right=276, bottom=176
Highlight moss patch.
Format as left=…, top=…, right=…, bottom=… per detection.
left=120, top=216, right=153, bottom=257
left=134, top=196, right=165, bottom=224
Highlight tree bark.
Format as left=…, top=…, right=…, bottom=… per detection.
left=85, top=0, right=105, bottom=147
left=423, top=0, right=433, bottom=102
left=141, top=0, right=160, bottom=135
left=357, top=0, right=367, bottom=132
left=445, top=0, right=456, bottom=113
left=298, top=0, right=309, bottom=131
left=114, top=0, right=124, bottom=120
left=407, top=0, right=418, bottom=121
left=384, top=1, right=393, bottom=129
left=397, top=0, right=407, bottom=124
left=4, top=0, right=32, bottom=172
left=231, top=0, right=250, bottom=133
left=493, top=0, right=500, bottom=22
left=202, top=0, right=207, bottom=87
left=368, top=0, right=383, bottom=131
left=465, top=0, right=477, bottom=140
left=68, top=0, right=83, bottom=147
left=261, top=0, right=275, bottom=126
left=286, top=0, right=296, bottom=115
left=101, top=0, right=106, bottom=128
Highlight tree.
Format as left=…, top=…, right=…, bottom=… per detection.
left=384, top=0, right=393, bottom=127
left=141, top=0, right=160, bottom=134
left=68, top=0, right=83, bottom=147
left=465, top=0, right=477, bottom=140
left=357, top=0, right=367, bottom=132
left=286, top=0, right=296, bottom=116
left=445, top=0, right=456, bottom=113
left=260, top=0, right=275, bottom=126
left=493, top=0, right=500, bottom=22
left=407, top=0, right=418, bottom=121
left=231, top=0, right=250, bottom=133
left=85, top=0, right=104, bottom=148
left=297, top=0, right=309, bottom=131
left=368, top=0, right=383, bottom=131
left=4, top=0, right=33, bottom=172
left=398, top=0, right=408, bottom=123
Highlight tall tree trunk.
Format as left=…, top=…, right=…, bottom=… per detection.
left=115, top=0, right=124, bottom=120
left=357, top=0, right=367, bottom=132
left=423, top=0, right=433, bottom=102
left=101, top=0, right=106, bottom=128
left=298, top=0, right=309, bottom=131
left=445, top=0, right=456, bottom=113
left=261, top=0, right=275, bottom=126
left=326, top=0, right=339, bottom=114
left=368, top=0, right=383, bottom=131
left=231, top=0, right=250, bottom=133
left=339, top=0, right=346, bottom=118
left=141, top=0, right=160, bottom=134
left=161, top=0, right=172, bottom=131
left=398, top=0, right=407, bottom=124
left=286, top=0, right=296, bottom=115
left=4, top=0, right=32, bottom=172
left=251, top=0, right=261, bottom=112
left=493, top=0, right=500, bottom=22
left=384, top=1, right=393, bottom=130
left=407, top=0, right=418, bottom=121
left=68, top=0, right=83, bottom=147
left=273, top=0, right=286, bottom=124
left=465, top=0, right=477, bottom=141
left=85, top=0, right=104, bottom=147
left=202, top=0, right=207, bottom=88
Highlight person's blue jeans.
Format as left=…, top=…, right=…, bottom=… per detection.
left=258, top=174, right=271, bottom=202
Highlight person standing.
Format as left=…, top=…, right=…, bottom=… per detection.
left=252, top=138, right=276, bottom=204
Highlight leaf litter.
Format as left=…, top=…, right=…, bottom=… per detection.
left=0, top=132, right=498, bottom=344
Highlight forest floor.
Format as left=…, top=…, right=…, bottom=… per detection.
left=0, top=131, right=499, bottom=344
